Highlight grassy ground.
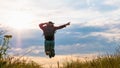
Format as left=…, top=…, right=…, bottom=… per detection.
left=0, top=56, right=43, bottom=68
left=0, top=54, right=120, bottom=68
left=61, top=54, right=120, bottom=68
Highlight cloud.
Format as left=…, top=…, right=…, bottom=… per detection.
left=77, top=26, right=120, bottom=44
left=0, top=0, right=120, bottom=28
left=81, top=11, right=120, bottom=27
left=8, top=45, right=44, bottom=56
left=89, top=31, right=120, bottom=42
left=104, top=0, right=120, bottom=7
left=8, top=43, right=105, bottom=57
left=55, top=43, right=108, bottom=55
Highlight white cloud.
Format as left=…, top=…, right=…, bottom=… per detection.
left=9, top=45, right=44, bottom=56
left=85, top=31, right=120, bottom=42
left=82, top=9, right=120, bottom=27
left=104, top=0, right=120, bottom=7
left=56, top=43, right=87, bottom=51
left=8, top=43, right=101, bottom=57
left=0, top=0, right=120, bottom=29
left=106, top=28, right=120, bottom=33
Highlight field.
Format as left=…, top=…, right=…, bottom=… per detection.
left=62, top=54, right=120, bottom=68
left=0, top=56, right=43, bottom=68
left=0, top=53, right=120, bottom=68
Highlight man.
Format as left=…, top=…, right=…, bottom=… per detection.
left=39, top=21, right=70, bottom=58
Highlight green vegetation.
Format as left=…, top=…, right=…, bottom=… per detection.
left=62, top=54, right=120, bottom=68
left=0, top=56, right=42, bottom=68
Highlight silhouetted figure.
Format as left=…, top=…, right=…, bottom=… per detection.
left=39, top=21, right=70, bottom=58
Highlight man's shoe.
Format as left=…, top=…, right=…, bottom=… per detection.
left=46, top=51, right=50, bottom=55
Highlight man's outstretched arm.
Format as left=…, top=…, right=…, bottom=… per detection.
left=55, top=22, right=70, bottom=30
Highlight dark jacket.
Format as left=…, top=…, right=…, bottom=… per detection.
left=39, top=23, right=67, bottom=40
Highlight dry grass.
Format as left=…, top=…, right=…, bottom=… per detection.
left=0, top=56, right=43, bottom=68
left=61, top=54, right=120, bottom=68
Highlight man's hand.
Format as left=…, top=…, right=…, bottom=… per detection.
left=66, top=22, right=70, bottom=26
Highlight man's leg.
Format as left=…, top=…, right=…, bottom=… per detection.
left=50, top=41, right=55, bottom=57
left=45, top=40, right=50, bottom=55
left=45, top=40, right=55, bottom=57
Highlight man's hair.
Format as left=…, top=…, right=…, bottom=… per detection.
left=48, top=21, right=54, bottom=24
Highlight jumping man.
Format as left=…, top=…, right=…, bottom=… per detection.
left=39, top=21, right=70, bottom=58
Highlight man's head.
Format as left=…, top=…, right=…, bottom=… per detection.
left=47, top=21, right=54, bottom=26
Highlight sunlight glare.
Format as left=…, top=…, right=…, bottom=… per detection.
left=8, top=22, right=30, bottom=30
left=5, top=11, right=35, bottom=30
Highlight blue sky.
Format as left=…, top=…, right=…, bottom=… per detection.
left=0, top=0, right=120, bottom=59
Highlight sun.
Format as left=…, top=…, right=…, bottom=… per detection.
left=8, top=22, right=30, bottom=30
left=4, top=11, right=35, bottom=30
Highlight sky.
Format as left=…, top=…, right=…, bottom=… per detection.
left=0, top=0, right=120, bottom=67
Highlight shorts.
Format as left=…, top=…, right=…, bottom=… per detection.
left=44, top=40, right=54, bottom=52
